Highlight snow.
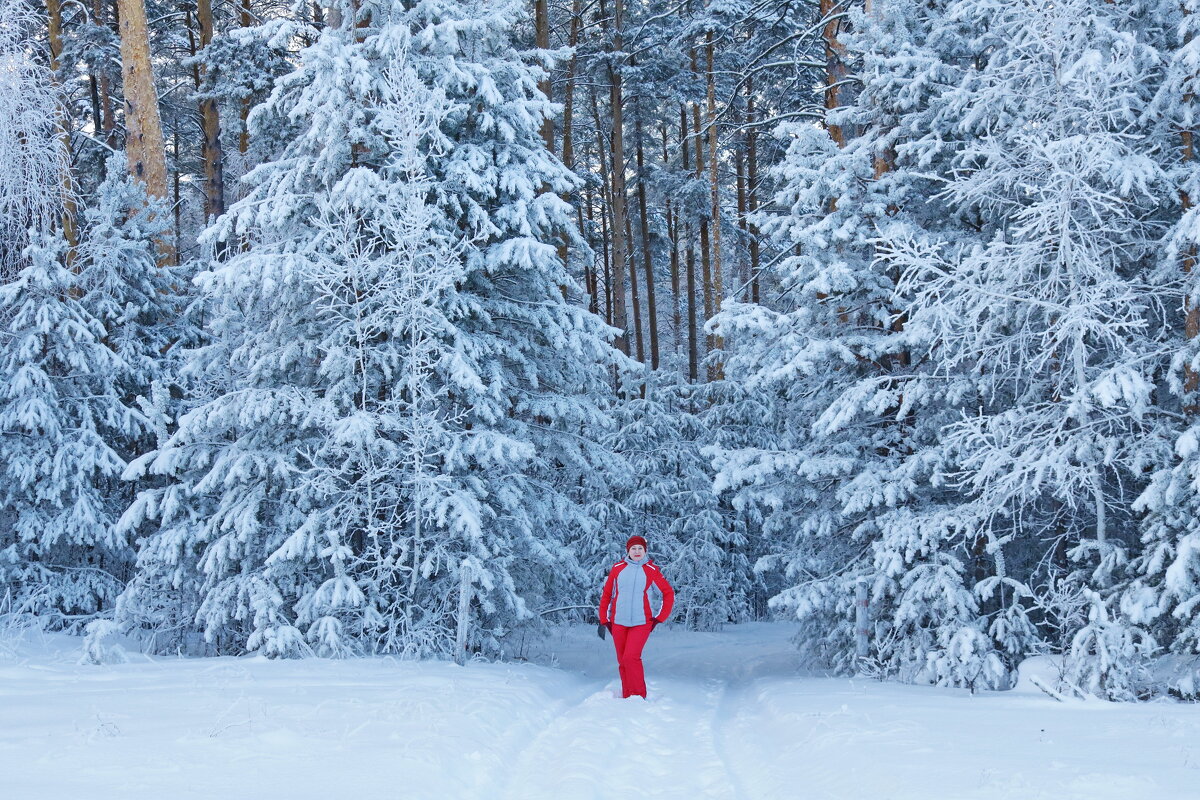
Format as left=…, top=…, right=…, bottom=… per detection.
left=3, top=622, right=1198, bottom=799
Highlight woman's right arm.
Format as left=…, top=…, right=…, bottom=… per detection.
left=598, top=567, right=616, bottom=626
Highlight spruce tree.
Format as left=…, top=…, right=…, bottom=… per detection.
left=0, top=232, right=142, bottom=623
left=119, top=0, right=622, bottom=658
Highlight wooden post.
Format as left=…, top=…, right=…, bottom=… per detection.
left=455, top=561, right=472, bottom=666
left=855, top=577, right=870, bottom=671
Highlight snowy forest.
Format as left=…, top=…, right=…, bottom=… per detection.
left=7, top=0, right=1200, bottom=704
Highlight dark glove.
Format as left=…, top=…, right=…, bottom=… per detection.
left=597, top=623, right=606, bottom=639
left=649, top=618, right=660, bottom=631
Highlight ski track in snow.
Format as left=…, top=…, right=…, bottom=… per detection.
left=495, top=679, right=610, bottom=800
left=502, top=676, right=739, bottom=800
left=710, top=677, right=752, bottom=800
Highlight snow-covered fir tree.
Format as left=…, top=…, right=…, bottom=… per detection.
left=710, top=0, right=1174, bottom=694
left=79, top=154, right=195, bottom=419
left=871, top=0, right=1171, bottom=697
left=708, top=0, right=1001, bottom=684
left=117, top=0, right=623, bottom=658
left=0, top=9, right=184, bottom=628
left=186, top=9, right=302, bottom=189
left=0, top=213, right=167, bottom=625
left=607, top=364, right=750, bottom=630
left=1127, top=0, right=1200, bottom=699
left=0, top=232, right=129, bottom=621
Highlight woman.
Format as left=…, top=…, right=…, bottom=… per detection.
left=598, top=535, right=675, bottom=699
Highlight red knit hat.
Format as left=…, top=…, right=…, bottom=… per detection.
left=626, top=535, right=648, bottom=552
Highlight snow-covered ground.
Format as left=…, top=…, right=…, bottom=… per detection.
left=2, top=621, right=1198, bottom=800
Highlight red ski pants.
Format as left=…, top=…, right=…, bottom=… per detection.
left=611, top=622, right=653, bottom=698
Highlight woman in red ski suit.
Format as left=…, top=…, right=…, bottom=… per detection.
left=598, top=535, right=675, bottom=699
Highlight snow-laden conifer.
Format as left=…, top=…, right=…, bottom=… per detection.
left=1127, top=0, right=1200, bottom=697
left=0, top=132, right=181, bottom=629
left=608, top=365, right=749, bottom=630
left=875, top=0, right=1171, bottom=695
left=119, top=0, right=621, bottom=657
left=0, top=232, right=141, bottom=623
left=708, top=0, right=989, bottom=682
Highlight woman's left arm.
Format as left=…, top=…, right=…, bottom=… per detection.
left=650, top=567, right=675, bottom=623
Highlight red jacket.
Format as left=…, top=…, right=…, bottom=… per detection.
left=599, top=558, right=675, bottom=627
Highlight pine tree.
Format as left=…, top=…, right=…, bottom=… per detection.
left=118, top=0, right=623, bottom=658
left=608, top=364, right=749, bottom=630
left=0, top=150, right=187, bottom=630
left=1127, top=0, right=1200, bottom=698
left=874, top=0, right=1170, bottom=696
left=708, top=0, right=987, bottom=682
left=0, top=232, right=142, bottom=623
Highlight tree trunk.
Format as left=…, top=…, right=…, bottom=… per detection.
left=706, top=31, right=724, bottom=376
left=602, top=202, right=614, bottom=330
left=89, top=72, right=103, bottom=162
left=1183, top=6, right=1199, bottom=409
left=626, top=206, right=645, bottom=364
left=46, top=0, right=78, bottom=254
left=535, top=0, right=553, bottom=150
left=562, top=0, right=583, bottom=256
left=194, top=0, right=227, bottom=225
left=692, top=91, right=713, bottom=364
left=746, top=80, right=761, bottom=304
left=97, top=0, right=118, bottom=151
left=117, top=0, right=168, bottom=199
left=172, top=128, right=182, bottom=264
left=550, top=0, right=583, bottom=286
left=592, top=97, right=615, bottom=331
left=561, top=0, right=582, bottom=172
left=686, top=221, right=699, bottom=384
left=635, top=109, right=658, bottom=369
left=662, top=122, right=681, bottom=356
left=582, top=186, right=598, bottom=316
left=604, top=0, right=631, bottom=357
left=818, top=0, right=849, bottom=326
left=681, top=104, right=699, bottom=382
left=239, top=0, right=255, bottom=156
left=821, top=0, right=850, bottom=149
left=1185, top=139, right=1199, bottom=405
left=736, top=144, right=748, bottom=301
